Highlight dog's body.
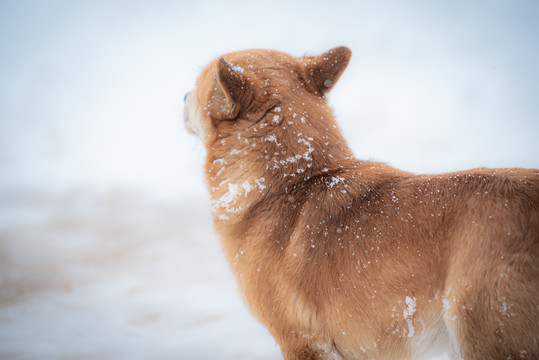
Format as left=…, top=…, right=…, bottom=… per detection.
left=184, top=47, right=539, bottom=359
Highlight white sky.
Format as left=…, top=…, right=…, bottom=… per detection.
left=1, top=0, right=538, bottom=200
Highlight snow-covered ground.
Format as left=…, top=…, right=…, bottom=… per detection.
left=1, top=1, right=538, bottom=359
left=0, top=190, right=281, bottom=359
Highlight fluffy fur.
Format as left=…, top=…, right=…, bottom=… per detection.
left=183, top=47, right=539, bottom=360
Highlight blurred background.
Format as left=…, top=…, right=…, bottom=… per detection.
left=0, top=0, right=538, bottom=359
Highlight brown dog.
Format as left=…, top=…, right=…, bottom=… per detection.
left=183, top=47, right=539, bottom=360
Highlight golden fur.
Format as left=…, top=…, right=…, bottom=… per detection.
left=183, top=47, right=539, bottom=359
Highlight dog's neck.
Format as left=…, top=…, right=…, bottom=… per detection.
left=205, top=99, right=357, bottom=225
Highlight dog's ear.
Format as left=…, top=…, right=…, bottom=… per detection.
left=300, top=46, right=352, bottom=95
left=210, top=57, right=248, bottom=120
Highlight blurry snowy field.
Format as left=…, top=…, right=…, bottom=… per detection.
left=1, top=1, right=538, bottom=359
left=0, top=191, right=279, bottom=359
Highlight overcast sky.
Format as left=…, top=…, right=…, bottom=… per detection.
left=1, top=0, right=538, bottom=200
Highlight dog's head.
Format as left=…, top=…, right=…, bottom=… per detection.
left=183, top=47, right=351, bottom=144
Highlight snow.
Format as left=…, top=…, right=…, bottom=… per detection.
left=442, top=298, right=451, bottom=310
left=328, top=176, right=346, bottom=188
left=0, top=191, right=280, bottom=360
left=223, top=57, right=245, bottom=74
left=1, top=0, right=539, bottom=359
left=266, top=134, right=280, bottom=145
left=403, top=296, right=417, bottom=338
left=403, top=296, right=417, bottom=319
left=214, top=183, right=241, bottom=214
left=255, top=178, right=267, bottom=191
left=242, top=180, right=253, bottom=195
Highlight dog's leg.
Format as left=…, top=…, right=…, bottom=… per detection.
left=444, top=255, right=539, bottom=359
left=280, top=341, right=344, bottom=360
left=281, top=345, right=319, bottom=360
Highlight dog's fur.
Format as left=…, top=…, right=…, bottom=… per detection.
left=184, top=47, right=539, bottom=359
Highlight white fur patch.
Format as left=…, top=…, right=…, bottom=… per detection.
left=317, top=343, right=344, bottom=360
left=183, top=92, right=206, bottom=138
left=411, top=319, right=461, bottom=360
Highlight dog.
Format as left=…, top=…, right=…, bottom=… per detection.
left=183, top=47, right=539, bottom=359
